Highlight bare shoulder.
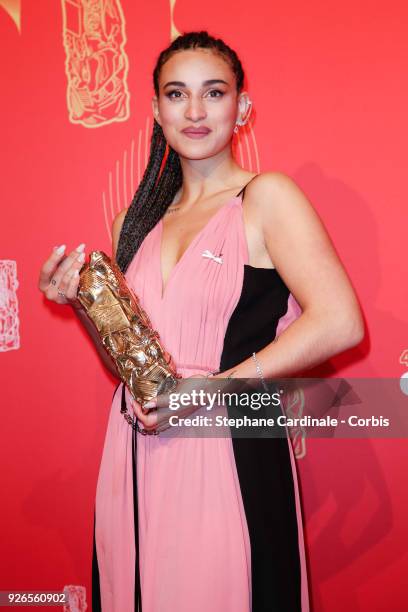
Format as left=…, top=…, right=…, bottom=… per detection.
left=245, top=170, right=312, bottom=213
left=244, top=170, right=324, bottom=241
left=112, top=207, right=129, bottom=260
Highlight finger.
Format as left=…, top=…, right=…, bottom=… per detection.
left=39, top=243, right=82, bottom=290
left=65, top=269, right=81, bottom=304
left=49, top=245, right=85, bottom=290
left=38, top=245, right=67, bottom=291
left=45, top=273, right=75, bottom=304
left=38, top=244, right=85, bottom=291
left=152, top=390, right=175, bottom=410
left=45, top=246, right=86, bottom=302
left=142, top=398, right=157, bottom=412
left=49, top=266, right=75, bottom=306
left=59, top=254, right=84, bottom=295
left=142, top=413, right=159, bottom=431
left=142, top=390, right=172, bottom=412
left=131, top=399, right=158, bottom=429
left=66, top=252, right=89, bottom=306
left=58, top=266, right=81, bottom=308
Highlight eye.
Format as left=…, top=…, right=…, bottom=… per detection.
left=165, top=89, right=225, bottom=100
left=206, top=89, right=224, bottom=98
left=166, top=89, right=184, bottom=99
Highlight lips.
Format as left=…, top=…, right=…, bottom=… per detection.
left=182, top=127, right=211, bottom=134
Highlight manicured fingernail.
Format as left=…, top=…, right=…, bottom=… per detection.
left=54, top=245, right=66, bottom=255
left=74, top=269, right=79, bottom=277
left=144, top=401, right=154, bottom=408
left=77, top=252, right=85, bottom=263
left=75, top=243, right=86, bottom=253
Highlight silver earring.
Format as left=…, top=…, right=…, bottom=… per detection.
left=235, top=99, right=253, bottom=128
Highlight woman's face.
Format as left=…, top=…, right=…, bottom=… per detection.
left=153, top=48, right=245, bottom=160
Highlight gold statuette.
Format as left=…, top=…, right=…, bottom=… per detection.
left=77, top=251, right=181, bottom=410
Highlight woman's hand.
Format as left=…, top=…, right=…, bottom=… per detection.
left=38, top=243, right=86, bottom=310
left=130, top=374, right=213, bottom=434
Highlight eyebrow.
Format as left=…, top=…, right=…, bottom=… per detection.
left=163, top=79, right=229, bottom=89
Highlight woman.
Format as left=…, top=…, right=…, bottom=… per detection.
left=39, top=31, right=364, bottom=612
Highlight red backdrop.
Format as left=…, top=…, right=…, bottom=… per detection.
left=1, top=1, right=407, bottom=610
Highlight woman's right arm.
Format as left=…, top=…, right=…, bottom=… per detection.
left=38, top=207, right=129, bottom=379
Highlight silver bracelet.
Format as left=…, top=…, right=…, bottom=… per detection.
left=252, top=351, right=269, bottom=391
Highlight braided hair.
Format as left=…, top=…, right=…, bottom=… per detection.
left=115, top=30, right=245, bottom=274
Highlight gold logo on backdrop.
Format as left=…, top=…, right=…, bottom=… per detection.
left=61, top=0, right=130, bottom=127
left=0, top=260, right=20, bottom=352
left=169, top=0, right=181, bottom=40
left=0, top=0, right=21, bottom=32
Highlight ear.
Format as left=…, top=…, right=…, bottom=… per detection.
left=152, top=95, right=161, bottom=126
left=236, top=91, right=253, bottom=125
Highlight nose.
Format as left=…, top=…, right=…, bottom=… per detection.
left=184, top=95, right=207, bottom=122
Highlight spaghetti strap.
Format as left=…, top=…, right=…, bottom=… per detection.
left=235, top=174, right=259, bottom=198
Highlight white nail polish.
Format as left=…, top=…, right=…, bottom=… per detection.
left=77, top=252, right=85, bottom=262
left=75, top=243, right=86, bottom=253
left=55, top=245, right=66, bottom=255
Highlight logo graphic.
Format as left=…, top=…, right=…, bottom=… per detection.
left=61, top=0, right=130, bottom=127
left=0, top=260, right=20, bottom=352
left=63, top=585, right=87, bottom=611
left=0, top=0, right=21, bottom=32
left=169, top=0, right=181, bottom=39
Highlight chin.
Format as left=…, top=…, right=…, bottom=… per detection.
left=174, top=140, right=230, bottom=160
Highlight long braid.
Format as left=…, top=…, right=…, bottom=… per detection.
left=116, top=120, right=181, bottom=272
left=116, top=30, right=245, bottom=274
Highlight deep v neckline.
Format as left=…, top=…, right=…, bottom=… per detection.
left=158, top=195, right=239, bottom=300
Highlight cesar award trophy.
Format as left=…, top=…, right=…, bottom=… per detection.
left=76, top=251, right=181, bottom=415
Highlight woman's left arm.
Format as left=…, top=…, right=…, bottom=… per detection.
left=217, top=172, right=365, bottom=379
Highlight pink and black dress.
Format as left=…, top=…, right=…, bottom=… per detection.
left=92, top=176, right=310, bottom=611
